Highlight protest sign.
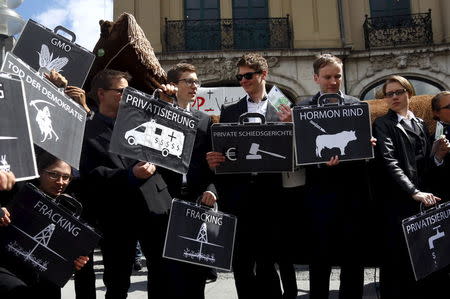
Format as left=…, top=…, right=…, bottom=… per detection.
left=12, top=19, right=95, bottom=87
left=1, top=52, right=86, bottom=169
left=192, top=87, right=245, bottom=115
left=0, top=72, right=38, bottom=181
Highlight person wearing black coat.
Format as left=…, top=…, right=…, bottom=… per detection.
left=372, top=76, right=450, bottom=299
left=80, top=69, right=174, bottom=299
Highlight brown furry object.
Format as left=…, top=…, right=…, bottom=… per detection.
left=84, top=13, right=167, bottom=94
left=364, top=95, right=436, bottom=133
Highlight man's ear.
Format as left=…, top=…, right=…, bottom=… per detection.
left=261, top=70, right=268, bottom=80
left=313, top=73, right=319, bottom=84
left=97, top=88, right=105, bottom=103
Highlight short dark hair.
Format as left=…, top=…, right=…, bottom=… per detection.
left=431, top=91, right=450, bottom=120
left=89, top=69, right=131, bottom=102
left=34, top=146, right=71, bottom=174
left=167, top=63, right=197, bottom=84
left=313, top=54, right=342, bottom=75
left=237, top=53, right=268, bottom=73
left=382, top=75, right=415, bottom=97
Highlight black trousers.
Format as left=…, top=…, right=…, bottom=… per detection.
left=74, top=251, right=96, bottom=299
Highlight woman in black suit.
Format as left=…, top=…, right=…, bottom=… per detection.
left=373, top=75, right=449, bottom=299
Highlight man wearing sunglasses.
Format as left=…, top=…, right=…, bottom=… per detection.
left=207, top=53, right=286, bottom=298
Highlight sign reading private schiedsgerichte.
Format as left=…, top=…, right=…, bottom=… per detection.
left=293, top=101, right=373, bottom=165
left=402, top=202, right=450, bottom=280
left=0, top=72, right=38, bottom=181
left=163, top=199, right=237, bottom=271
left=1, top=52, right=86, bottom=169
left=12, top=19, right=95, bottom=88
left=110, top=87, right=199, bottom=174
left=0, top=183, right=101, bottom=287
left=211, top=116, right=294, bottom=173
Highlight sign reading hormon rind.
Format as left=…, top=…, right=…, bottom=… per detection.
left=0, top=72, right=38, bottom=181
left=1, top=52, right=86, bottom=169
left=110, top=87, right=199, bottom=175
left=293, top=102, right=373, bottom=165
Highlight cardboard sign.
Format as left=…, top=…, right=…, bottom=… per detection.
left=163, top=199, right=237, bottom=271
left=211, top=113, right=294, bottom=173
left=402, top=201, right=450, bottom=280
left=0, top=183, right=101, bottom=287
left=1, top=52, right=86, bottom=169
left=193, top=87, right=245, bottom=115
left=12, top=19, right=95, bottom=87
left=0, top=72, right=38, bottom=181
left=110, top=87, right=199, bottom=175
left=293, top=96, right=373, bottom=165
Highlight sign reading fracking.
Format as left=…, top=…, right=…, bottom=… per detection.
left=293, top=102, right=373, bottom=165
left=12, top=19, right=95, bottom=87
left=0, top=183, right=101, bottom=287
left=0, top=72, right=38, bottom=181
left=110, top=87, right=199, bottom=174
left=1, top=52, right=86, bottom=169
left=163, top=199, right=237, bottom=271
left=402, top=201, right=450, bottom=280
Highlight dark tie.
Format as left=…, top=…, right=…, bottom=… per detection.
left=410, top=119, right=422, bottom=136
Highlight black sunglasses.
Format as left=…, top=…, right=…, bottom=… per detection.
left=236, top=71, right=262, bottom=81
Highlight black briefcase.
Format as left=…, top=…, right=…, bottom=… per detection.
left=293, top=93, right=373, bottom=165
left=12, top=19, right=95, bottom=87
left=163, top=199, right=237, bottom=271
left=110, top=87, right=199, bottom=174
left=0, top=72, right=38, bottom=181
left=0, top=183, right=102, bottom=287
left=402, top=201, right=450, bottom=280
left=211, top=112, right=294, bottom=173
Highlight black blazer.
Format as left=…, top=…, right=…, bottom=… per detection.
left=373, top=109, right=432, bottom=198
left=79, top=114, right=172, bottom=227
left=215, top=96, right=283, bottom=215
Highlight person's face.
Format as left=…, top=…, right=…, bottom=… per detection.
left=237, top=66, right=266, bottom=95
left=98, top=77, right=128, bottom=117
left=39, top=160, right=72, bottom=198
left=313, top=63, right=342, bottom=94
left=384, top=81, right=410, bottom=114
left=175, top=71, right=199, bottom=105
left=434, top=94, right=450, bottom=124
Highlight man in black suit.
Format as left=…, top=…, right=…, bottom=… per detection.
left=158, top=63, right=218, bottom=298
left=207, top=53, right=286, bottom=299
left=80, top=69, right=174, bottom=299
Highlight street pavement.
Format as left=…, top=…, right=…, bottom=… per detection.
left=61, top=250, right=380, bottom=298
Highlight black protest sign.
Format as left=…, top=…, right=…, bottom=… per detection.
left=0, top=183, right=101, bottom=287
left=402, top=202, right=450, bottom=280
left=12, top=19, right=95, bottom=87
left=211, top=114, right=294, bottom=173
left=1, top=52, right=86, bottom=169
left=163, top=199, right=237, bottom=271
left=0, top=72, right=38, bottom=181
left=293, top=101, right=373, bottom=165
left=110, top=87, right=199, bottom=174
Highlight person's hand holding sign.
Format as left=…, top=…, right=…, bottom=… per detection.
left=132, top=162, right=156, bottom=179
left=44, top=69, right=68, bottom=88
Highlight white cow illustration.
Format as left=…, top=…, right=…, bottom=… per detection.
left=315, top=130, right=357, bottom=158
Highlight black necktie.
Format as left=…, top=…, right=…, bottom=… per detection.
left=410, top=119, right=421, bottom=135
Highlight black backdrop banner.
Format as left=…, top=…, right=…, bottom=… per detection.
left=110, top=87, right=199, bottom=174
left=402, top=202, right=450, bottom=281
left=1, top=52, right=86, bottom=169
left=0, top=72, right=38, bottom=181
left=163, top=199, right=237, bottom=271
left=293, top=101, right=373, bottom=165
left=12, top=19, right=95, bottom=88
left=0, top=183, right=101, bottom=287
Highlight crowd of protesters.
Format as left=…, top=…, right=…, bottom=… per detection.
left=0, top=52, right=449, bottom=299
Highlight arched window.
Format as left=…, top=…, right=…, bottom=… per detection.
left=360, top=76, right=444, bottom=100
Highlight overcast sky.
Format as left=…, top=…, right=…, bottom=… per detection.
left=15, top=0, right=113, bottom=50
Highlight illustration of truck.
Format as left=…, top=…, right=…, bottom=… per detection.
left=124, top=120, right=185, bottom=158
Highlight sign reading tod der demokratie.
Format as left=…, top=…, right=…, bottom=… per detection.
left=110, top=87, right=199, bottom=174
left=293, top=95, right=373, bottom=165
left=0, top=72, right=38, bottom=181
left=1, top=52, right=86, bottom=169
left=402, top=202, right=450, bottom=281
left=0, top=183, right=101, bottom=287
